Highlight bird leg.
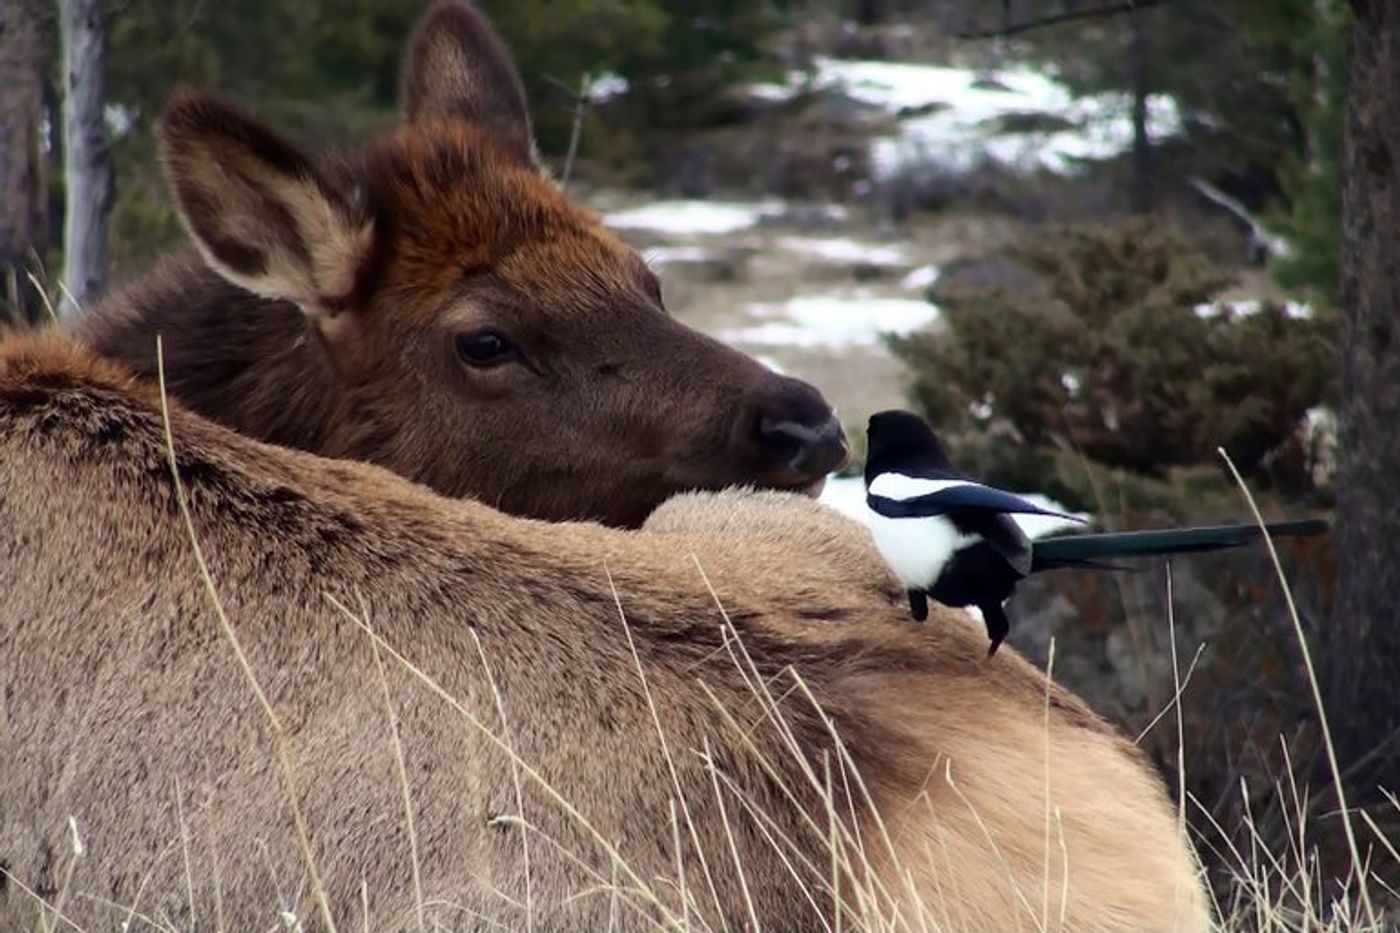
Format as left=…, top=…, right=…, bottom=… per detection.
left=980, top=601, right=1011, bottom=656
left=907, top=590, right=929, bottom=622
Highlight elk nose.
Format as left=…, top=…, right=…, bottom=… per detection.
left=758, top=414, right=848, bottom=475
left=743, top=376, right=849, bottom=482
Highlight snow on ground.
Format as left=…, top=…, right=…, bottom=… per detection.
left=644, top=245, right=724, bottom=265
left=721, top=294, right=939, bottom=350
left=589, top=72, right=630, bottom=102
left=774, top=236, right=907, bottom=266
left=1193, top=299, right=1312, bottom=320
left=819, top=476, right=1087, bottom=540
left=606, top=200, right=786, bottom=236
left=606, top=200, right=849, bottom=236
left=901, top=264, right=940, bottom=291
left=755, top=57, right=1183, bottom=178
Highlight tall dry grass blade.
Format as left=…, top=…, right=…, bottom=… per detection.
left=154, top=336, right=340, bottom=933
left=667, top=799, right=691, bottom=931
left=1218, top=447, right=1376, bottom=924
left=1133, top=642, right=1204, bottom=746
left=24, top=270, right=58, bottom=326
left=1277, top=737, right=1314, bottom=924
left=559, top=72, right=592, bottom=191
left=0, top=866, right=87, bottom=933
left=939, top=759, right=1043, bottom=930
left=703, top=763, right=832, bottom=928
left=211, top=838, right=227, bottom=933
left=54, top=278, right=83, bottom=319
left=1041, top=638, right=1056, bottom=932
left=1165, top=563, right=1197, bottom=931
left=1056, top=437, right=1160, bottom=721
left=467, top=625, right=534, bottom=933
left=603, top=563, right=729, bottom=931
left=174, top=776, right=197, bottom=930
left=701, top=736, right=762, bottom=933
left=825, top=754, right=843, bottom=933
left=686, top=556, right=903, bottom=917
left=322, top=593, right=684, bottom=932
left=46, top=815, right=87, bottom=933
left=76, top=891, right=180, bottom=932
left=364, top=596, right=427, bottom=933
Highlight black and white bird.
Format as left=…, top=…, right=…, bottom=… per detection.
left=863, top=410, right=1328, bottom=655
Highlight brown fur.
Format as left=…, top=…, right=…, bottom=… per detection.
left=74, top=1, right=846, bottom=528
left=0, top=334, right=1211, bottom=931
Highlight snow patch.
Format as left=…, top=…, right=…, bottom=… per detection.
left=901, top=264, right=940, bottom=291
left=766, top=58, right=1183, bottom=178
left=775, top=236, right=907, bottom=266
left=589, top=72, right=629, bottom=102
left=721, top=294, right=939, bottom=350
left=1192, top=299, right=1312, bottom=320
left=645, top=245, right=722, bottom=265
left=606, top=200, right=784, bottom=236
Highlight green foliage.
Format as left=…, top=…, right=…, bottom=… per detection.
left=97, top=1, right=787, bottom=273
left=961, top=0, right=1315, bottom=175
left=888, top=222, right=1334, bottom=507
left=1268, top=0, right=1346, bottom=306
left=961, top=0, right=1344, bottom=302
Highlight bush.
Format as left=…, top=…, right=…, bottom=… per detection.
left=887, top=221, right=1335, bottom=501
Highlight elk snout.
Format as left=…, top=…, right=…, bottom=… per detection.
left=743, top=377, right=849, bottom=487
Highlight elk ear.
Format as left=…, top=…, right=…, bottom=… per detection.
left=157, top=89, right=375, bottom=318
left=399, top=0, right=536, bottom=165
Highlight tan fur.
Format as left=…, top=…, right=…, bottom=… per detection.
left=0, top=335, right=1211, bottom=932
left=75, top=1, right=848, bottom=528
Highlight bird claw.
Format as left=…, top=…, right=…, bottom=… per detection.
left=981, top=602, right=1011, bottom=656
left=907, top=590, right=929, bottom=622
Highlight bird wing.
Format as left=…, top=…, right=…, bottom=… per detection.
left=865, top=481, right=1084, bottom=523
left=961, top=512, right=1035, bottom=576
left=867, top=491, right=1039, bottom=575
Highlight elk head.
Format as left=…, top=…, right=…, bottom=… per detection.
left=151, top=1, right=847, bottom=526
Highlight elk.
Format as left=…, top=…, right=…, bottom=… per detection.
left=74, top=1, right=846, bottom=528
left=0, top=334, right=1210, bottom=932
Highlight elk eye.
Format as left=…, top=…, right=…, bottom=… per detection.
left=455, top=329, right=518, bottom=367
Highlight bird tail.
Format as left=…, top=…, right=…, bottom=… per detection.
left=1031, top=519, right=1328, bottom=571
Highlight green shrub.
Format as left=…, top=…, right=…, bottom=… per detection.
left=887, top=221, right=1334, bottom=506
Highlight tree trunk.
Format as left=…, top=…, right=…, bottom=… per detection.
left=58, top=0, right=110, bottom=316
left=1127, top=5, right=1152, bottom=215
left=0, top=0, right=45, bottom=323
left=853, top=0, right=890, bottom=26
left=1330, top=0, right=1400, bottom=795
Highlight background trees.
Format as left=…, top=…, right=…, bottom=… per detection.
left=0, top=0, right=46, bottom=323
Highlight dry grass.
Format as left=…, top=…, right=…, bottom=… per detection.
left=2, top=332, right=1393, bottom=932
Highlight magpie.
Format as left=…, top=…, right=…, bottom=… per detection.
left=863, top=410, right=1328, bottom=655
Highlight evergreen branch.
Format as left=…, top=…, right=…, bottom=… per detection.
left=956, top=0, right=1166, bottom=40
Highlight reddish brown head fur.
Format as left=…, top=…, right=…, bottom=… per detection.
left=77, top=0, right=847, bottom=526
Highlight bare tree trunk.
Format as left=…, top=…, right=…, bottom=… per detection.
left=853, top=0, right=890, bottom=26
left=1127, top=5, right=1152, bottom=215
left=58, top=0, right=110, bottom=316
left=1330, top=0, right=1400, bottom=795
left=0, top=0, right=45, bottom=323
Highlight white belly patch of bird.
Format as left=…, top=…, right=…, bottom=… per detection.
left=866, top=509, right=976, bottom=587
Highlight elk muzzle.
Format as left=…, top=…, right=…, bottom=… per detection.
left=742, top=376, right=849, bottom=491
